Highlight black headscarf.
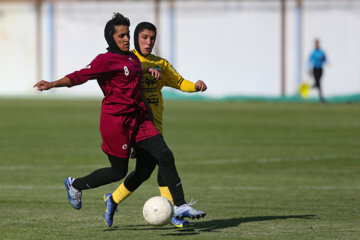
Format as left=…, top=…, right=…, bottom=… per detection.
left=104, top=14, right=130, bottom=55
left=134, top=22, right=157, bottom=56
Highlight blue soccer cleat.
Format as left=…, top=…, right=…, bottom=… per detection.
left=103, top=193, right=118, bottom=227
left=170, top=216, right=190, bottom=228
left=64, top=177, right=82, bottom=210
left=174, top=203, right=206, bottom=219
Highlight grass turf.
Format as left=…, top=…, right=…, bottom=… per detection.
left=0, top=99, right=359, bottom=239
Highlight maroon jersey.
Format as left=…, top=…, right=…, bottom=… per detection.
left=66, top=51, right=159, bottom=158
left=66, top=51, right=146, bottom=115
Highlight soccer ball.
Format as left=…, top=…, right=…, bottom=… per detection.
left=143, top=196, right=173, bottom=226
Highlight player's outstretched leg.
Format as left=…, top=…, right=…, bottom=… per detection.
left=174, top=204, right=206, bottom=219
left=103, top=193, right=118, bottom=227
left=64, top=177, right=82, bottom=210
left=170, top=216, right=190, bottom=228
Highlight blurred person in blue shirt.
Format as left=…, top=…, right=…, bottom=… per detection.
left=308, top=39, right=327, bottom=103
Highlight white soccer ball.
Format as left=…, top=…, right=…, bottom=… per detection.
left=143, top=196, right=174, bottom=226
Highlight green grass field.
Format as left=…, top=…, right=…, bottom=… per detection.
left=0, top=99, right=359, bottom=239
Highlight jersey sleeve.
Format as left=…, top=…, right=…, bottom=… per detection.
left=66, top=54, right=113, bottom=87
left=162, top=59, right=188, bottom=90
left=179, top=79, right=196, bottom=92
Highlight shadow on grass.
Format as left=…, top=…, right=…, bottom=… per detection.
left=162, top=215, right=317, bottom=236
left=104, top=214, right=316, bottom=236
left=103, top=224, right=174, bottom=232
left=187, top=214, right=317, bottom=233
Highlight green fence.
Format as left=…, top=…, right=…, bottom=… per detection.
left=162, top=90, right=360, bottom=103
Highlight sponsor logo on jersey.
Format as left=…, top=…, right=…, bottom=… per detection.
left=124, top=66, right=129, bottom=76
left=122, top=144, right=128, bottom=150
left=147, top=96, right=159, bottom=104
left=144, top=77, right=157, bottom=87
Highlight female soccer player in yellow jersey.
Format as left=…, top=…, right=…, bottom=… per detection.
left=104, top=22, right=207, bottom=228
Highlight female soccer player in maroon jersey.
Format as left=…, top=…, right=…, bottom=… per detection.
left=33, top=12, right=205, bottom=227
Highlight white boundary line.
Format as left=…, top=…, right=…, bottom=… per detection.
left=0, top=164, right=106, bottom=171
left=0, top=185, right=64, bottom=189
left=211, top=186, right=360, bottom=191
left=1, top=185, right=359, bottom=191
left=191, top=155, right=359, bottom=165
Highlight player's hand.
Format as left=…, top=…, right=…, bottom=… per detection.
left=148, top=68, right=162, bottom=80
left=33, top=80, right=53, bottom=91
left=195, top=80, right=207, bottom=92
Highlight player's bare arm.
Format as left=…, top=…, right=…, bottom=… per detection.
left=33, top=77, right=71, bottom=91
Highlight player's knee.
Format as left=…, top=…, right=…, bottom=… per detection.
left=157, top=148, right=175, bottom=168
left=107, top=154, right=129, bottom=181
left=132, top=166, right=154, bottom=182
left=111, top=166, right=128, bottom=182
left=140, top=168, right=154, bottom=181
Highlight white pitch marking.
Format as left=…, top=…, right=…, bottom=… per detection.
left=300, top=186, right=360, bottom=190
left=256, top=155, right=341, bottom=163
left=195, top=159, right=246, bottom=165
left=0, top=185, right=64, bottom=190
left=211, top=186, right=360, bottom=191
left=0, top=164, right=105, bottom=171
left=180, top=155, right=350, bottom=165
left=211, top=186, right=268, bottom=191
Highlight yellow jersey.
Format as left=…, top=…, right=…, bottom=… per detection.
left=132, top=49, right=196, bottom=134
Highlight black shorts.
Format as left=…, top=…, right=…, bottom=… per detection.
left=313, top=67, right=323, bottom=88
